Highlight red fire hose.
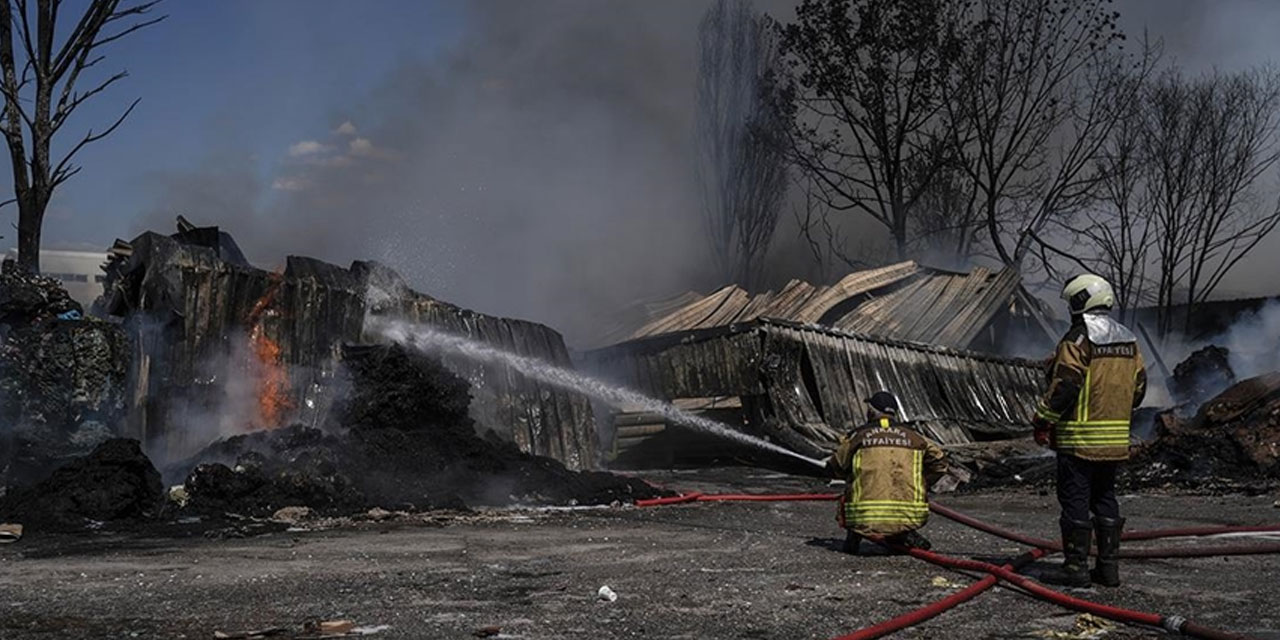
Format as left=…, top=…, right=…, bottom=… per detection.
left=638, top=495, right=1280, bottom=555
left=928, top=501, right=1280, bottom=558
left=635, top=491, right=1278, bottom=639
left=885, top=543, right=1255, bottom=640
left=634, top=492, right=837, bottom=506
left=830, top=548, right=1046, bottom=640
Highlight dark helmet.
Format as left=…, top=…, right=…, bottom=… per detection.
left=864, top=390, right=898, bottom=416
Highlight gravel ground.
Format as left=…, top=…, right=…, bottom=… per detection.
left=2, top=467, right=1279, bottom=639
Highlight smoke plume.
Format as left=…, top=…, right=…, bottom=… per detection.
left=136, top=2, right=795, bottom=347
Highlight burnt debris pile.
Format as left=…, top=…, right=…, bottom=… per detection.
left=1171, top=345, right=1237, bottom=408
left=1130, top=373, right=1280, bottom=490
left=175, top=343, right=665, bottom=517
left=3, top=342, right=665, bottom=530
left=0, top=265, right=129, bottom=486
left=0, top=439, right=163, bottom=529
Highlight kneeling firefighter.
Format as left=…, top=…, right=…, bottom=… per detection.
left=1033, top=274, right=1147, bottom=587
left=826, top=391, right=948, bottom=554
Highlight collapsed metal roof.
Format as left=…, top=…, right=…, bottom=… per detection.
left=585, top=318, right=1043, bottom=454
left=621, top=262, right=1025, bottom=351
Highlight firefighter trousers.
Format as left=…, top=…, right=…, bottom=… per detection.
left=1056, top=454, right=1120, bottom=523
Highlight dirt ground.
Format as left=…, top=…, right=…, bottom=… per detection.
left=2, top=467, right=1279, bottom=640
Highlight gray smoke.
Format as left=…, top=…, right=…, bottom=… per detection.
left=135, top=1, right=798, bottom=347
left=132, top=0, right=1280, bottom=351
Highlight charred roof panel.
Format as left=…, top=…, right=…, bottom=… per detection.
left=617, top=261, right=1023, bottom=351
left=586, top=318, right=1042, bottom=454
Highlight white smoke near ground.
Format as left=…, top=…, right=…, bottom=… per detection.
left=149, top=331, right=261, bottom=466
left=1216, top=300, right=1280, bottom=380
left=1140, top=299, right=1280, bottom=408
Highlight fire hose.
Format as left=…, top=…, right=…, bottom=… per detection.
left=880, top=543, right=1254, bottom=640
left=928, top=501, right=1280, bottom=558
left=636, top=493, right=1280, bottom=555
left=635, top=492, right=1279, bottom=639
left=830, top=548, right=1046, bottom=640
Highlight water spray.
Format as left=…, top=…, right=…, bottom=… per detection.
left=369, top=318, right=827, bottom=469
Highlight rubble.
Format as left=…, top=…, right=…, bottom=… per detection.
left=1171, top=345, right=1236, bottom=407
left=944, top=439, right=1057, bottom=491
left=0, top=266, right=130, bottom=487
left=1, top=295, right=664, bottom=533
left=0, top=262, right=82, bottom=325
left=168, top=343, right=666, bottom=518
left=1130, top=373, right=1280, bottom=490
left=0, top=439, right=164, bottom=530
left=100, top=222, right=596, bottom=469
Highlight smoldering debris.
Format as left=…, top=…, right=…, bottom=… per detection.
left=1130, top=373, right=1280, bottom=491
left=0, top=439, right=164, bottom=529
left=0, top=341, right=666, bottom=532
left=1171, top=345, right=1237, bottom=408
left=0, top=266, right=130, bottom=487
left=171, top=343, right=666, bottom=518
left=101, top=220, right=597, bottom=470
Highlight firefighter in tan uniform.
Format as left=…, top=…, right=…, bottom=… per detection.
left=826, top=391, right=948, bottom=554
left=1033, top=274, right=1147, bottom=588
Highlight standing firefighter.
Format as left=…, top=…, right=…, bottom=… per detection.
left=827, top=391, right=948, bottom=554
left=1034, top=274, right=1147, bottom=588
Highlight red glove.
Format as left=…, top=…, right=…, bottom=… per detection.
left=1032, top=417, right=1053, bottom=447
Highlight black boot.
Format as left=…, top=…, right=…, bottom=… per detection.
left=891, top=529, right=932, bottom=551
left=1091, top=516, right=1124, bottom=587
left=842, top=530, right=863, bottom=555
left=1046, top=517, right=1093, bottom=588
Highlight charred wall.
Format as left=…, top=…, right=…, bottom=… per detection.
left=98, top=229, right=596, bottom=470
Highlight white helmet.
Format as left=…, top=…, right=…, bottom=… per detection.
left=1062, top=274, right=1114, bottom=315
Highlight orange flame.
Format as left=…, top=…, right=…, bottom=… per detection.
left=246, top=273, right=294, bottom=430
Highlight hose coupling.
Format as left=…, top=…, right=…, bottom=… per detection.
left=1161, top=615, right=1187, bottom=633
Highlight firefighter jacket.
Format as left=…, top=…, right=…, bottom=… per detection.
left=829, top=418, right=948, bottom=536
left=1036, top=312, right=1147, bottom=462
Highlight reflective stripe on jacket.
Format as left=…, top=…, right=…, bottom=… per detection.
left=1036, top=313, right=1147, bottom=461
left=830, top=418, right=947, bottom=536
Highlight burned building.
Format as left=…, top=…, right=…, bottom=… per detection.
left=584, top=262, right=1051, bottom=461
left=96, top=222, right=596, bottom=470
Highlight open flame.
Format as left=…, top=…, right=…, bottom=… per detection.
left=246, top=274, right=294, bottom=430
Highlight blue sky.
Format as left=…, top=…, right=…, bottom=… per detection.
left=19, top=0, right=1280, bottom=255
left=21, top=0, right=465, bottom=248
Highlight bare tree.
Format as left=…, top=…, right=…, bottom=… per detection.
left=944, top=0, right=1149, bottom=278
left=1080, top=72, right=1155, bottom=322
left=696, top=0, right=789, bottom=289
left=904, top=153, right=982, bottom=264
left=1142, top=69, right=1280, bottom=335
left=0, top=0, right=164, bottom=273
left=775, top=0, right=963, bottom=261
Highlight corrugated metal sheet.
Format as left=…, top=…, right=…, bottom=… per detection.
left=586, top=318, right=1043, bottom=455
left=831, top=267, right=1023, bottom=347
left=104, top=231, right=596, bottom=469
left=624, top=261, right=1021, bottom=350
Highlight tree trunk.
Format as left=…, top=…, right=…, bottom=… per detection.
left=16, top=195, right=44, bottom=273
